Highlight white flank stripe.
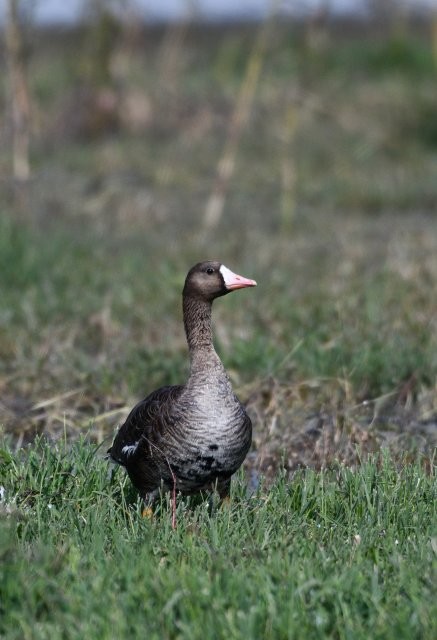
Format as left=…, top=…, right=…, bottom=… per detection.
left=121, top=442, right=139, bottom=457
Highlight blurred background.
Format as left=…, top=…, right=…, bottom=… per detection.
left=1, top=0, right=436, bottom=474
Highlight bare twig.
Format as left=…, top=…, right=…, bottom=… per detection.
left=5, top=0, right=32, bottom=180
left=202, top=18, right=273, bottom=234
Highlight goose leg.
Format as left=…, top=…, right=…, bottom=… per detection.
left=141, top=488, right=160, bottom=518
left=217, top=478, right=231, bottom=500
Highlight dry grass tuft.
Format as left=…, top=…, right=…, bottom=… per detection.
left=244, top=375, right=437, bottom=481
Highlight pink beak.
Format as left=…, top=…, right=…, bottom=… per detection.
left=220, top=265, right=257, bottom=291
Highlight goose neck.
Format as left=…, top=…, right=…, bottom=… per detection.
left=183, top=295, right=215, bottom=353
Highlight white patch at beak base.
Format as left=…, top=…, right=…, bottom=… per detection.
left=220, top=264, right=257, bottom=290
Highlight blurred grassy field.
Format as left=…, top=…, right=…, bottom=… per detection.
left=0, top=19, right=437, bottom=473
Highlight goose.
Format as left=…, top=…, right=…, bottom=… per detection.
left=108, top=261, right=257, bottom=509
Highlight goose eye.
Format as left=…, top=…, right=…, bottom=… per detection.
left=206, top=267, right=214, bottom=275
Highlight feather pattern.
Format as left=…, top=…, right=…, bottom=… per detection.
left=107, top=261, right=256, bottom=501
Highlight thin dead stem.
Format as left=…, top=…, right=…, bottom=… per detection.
left=202, top=17, right=273, bottom=234
left=5, top=0, right=32, bottom=180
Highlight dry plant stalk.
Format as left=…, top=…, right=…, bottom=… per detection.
left=5, top=0, right=31, bottom=180
left=280, top=105, right=298, bottom=232
left=158, top=20, right=189, bottom=92
left=432, top=11, right=437, bottom=69
left=154, top=20, right=189, bottom=187
left=202, top=19, right=271, bottom=233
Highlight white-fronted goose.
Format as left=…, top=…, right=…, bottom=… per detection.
left=108, top=261, right=257, bottom=506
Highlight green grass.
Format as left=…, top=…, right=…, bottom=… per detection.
left=0, top=440, right=436, bottom=639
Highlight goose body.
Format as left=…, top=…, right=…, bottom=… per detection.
left=108, top=261, right=256, bottom=502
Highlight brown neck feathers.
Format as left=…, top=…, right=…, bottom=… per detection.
left=182, top=295, right=214, bottom=353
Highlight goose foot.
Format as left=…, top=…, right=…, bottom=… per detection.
left=141, top=489, right=160, bottom=519
left=142, top=506, right=154, bottom=519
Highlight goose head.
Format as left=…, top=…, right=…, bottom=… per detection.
left=183, top=261, right=257, bottom=301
